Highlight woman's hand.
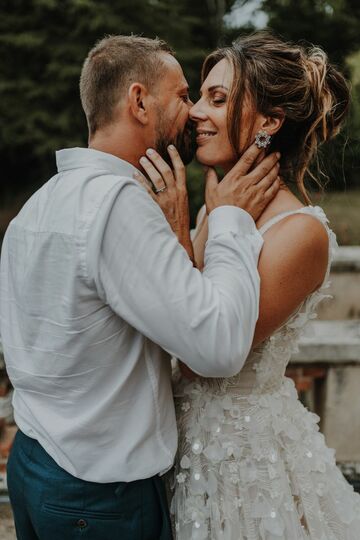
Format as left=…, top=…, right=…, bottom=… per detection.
left=205, top=143, right=281, bottom=220
left=134, top=145, right=194, bottom=264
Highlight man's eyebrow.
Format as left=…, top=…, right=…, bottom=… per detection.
left=178, top=85, right=190, bottom=94
left=200, top=84, right=229, bottom=95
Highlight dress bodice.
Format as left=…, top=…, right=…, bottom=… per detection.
left=172, top=206, right=360, bottom=540
left=182, top=205, right=337, bottom=397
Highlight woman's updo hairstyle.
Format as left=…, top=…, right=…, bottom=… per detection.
left=202, top=32, right=350, bottom=203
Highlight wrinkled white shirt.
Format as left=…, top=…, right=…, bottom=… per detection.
left=0, top=148, right=263, bottom=482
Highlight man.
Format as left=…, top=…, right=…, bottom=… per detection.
left=0, top=36, right=280, bottom=539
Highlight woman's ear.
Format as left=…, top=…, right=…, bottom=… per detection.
left=128, top=83, right=150, bottom=125
left=261, top=108, right=285, bottom=136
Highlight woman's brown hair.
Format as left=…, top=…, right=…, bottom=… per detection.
left=202, top=32, right=350, bottom=203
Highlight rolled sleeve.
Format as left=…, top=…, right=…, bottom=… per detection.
left=208, top=206, right=256, bottom=237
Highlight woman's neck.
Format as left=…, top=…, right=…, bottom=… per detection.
left=255, top=180, right=305, bottom=230
left=211, top=160, right=305, bottom=228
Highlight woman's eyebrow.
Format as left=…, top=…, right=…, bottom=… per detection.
left=199, top=84, right=229, bottom=96
left=207, top=84, right=229, bottom=92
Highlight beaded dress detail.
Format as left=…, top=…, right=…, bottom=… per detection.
left=171, top=206, right=360, bottom=539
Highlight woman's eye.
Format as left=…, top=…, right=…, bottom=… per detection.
left=212, top=96, right=226, bottom=105
left=181, top=95, right=190, bottom=102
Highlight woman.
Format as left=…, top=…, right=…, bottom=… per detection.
left=139, top=32, right=359, bottom=539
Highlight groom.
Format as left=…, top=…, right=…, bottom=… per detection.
left=0, top=35, right=280, bottom=539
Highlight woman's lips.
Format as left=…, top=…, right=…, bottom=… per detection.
left=196, top=131, right=217, bottom=143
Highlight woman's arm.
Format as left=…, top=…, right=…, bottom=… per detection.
left=192, top=205, right=208, bottom=271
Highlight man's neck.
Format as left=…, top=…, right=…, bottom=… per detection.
left=89, top=128, right=146, bottom=171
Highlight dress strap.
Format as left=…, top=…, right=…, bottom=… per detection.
left=258, top=205, right=330, bottom=236
left=258, top=208, right=306, bottom=235
left=259, top=205, right=337, bottom=288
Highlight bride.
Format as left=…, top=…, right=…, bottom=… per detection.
left=139, top=32, right=359, bottom=539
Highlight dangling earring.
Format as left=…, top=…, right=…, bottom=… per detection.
left=255, top=130, right=271, bottom=149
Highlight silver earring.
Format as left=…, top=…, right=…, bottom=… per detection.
left=255, top=130, right=271, bottom=149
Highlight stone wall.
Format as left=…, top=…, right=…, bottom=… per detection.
left=290, top=246, right=360, bottom=477
left=317, top=247, right=360, bottom=320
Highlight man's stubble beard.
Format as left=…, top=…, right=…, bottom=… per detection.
left=154, top=109, right=196, bottom=167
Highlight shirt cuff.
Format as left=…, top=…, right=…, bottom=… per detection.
left=208, top=206, right=258, bottom=238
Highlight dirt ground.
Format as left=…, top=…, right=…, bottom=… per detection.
left=0, top=504, right=16, bottom=539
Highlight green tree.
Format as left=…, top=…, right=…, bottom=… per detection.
left=258, top=0, right=360, bottom=191
left=1, top=0, right=359, bottom=228
left=0, top=0, right=235, bottom=213
left=261, top=0, right=360, bottom=65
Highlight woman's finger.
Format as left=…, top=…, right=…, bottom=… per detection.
left=263, top=176, right=281, bottom=202
left=204, top=167, right=219, bottom=214
left=167, top=145, right=186, bottom=188
left=133, top=171, right=157, bottom=201
left=139, top=156, right=166, bottom=192
left=255, top=162, right=280, bottom=192
left=245, top=152, right=280, bottom=185
left=225, top=142, right=264, bottom=180
left=250, top=149, right=266, bottom=171
left=145, top=148, right=176, bottom=190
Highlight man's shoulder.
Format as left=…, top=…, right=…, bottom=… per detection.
left=11, top=168, right=142, bottom=239
left=82, top=169, right=137, bottom=197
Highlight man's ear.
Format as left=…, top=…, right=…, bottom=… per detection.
left=260, top=108, right=285, bottom=136
left=128, top=82, right=150, bottom=125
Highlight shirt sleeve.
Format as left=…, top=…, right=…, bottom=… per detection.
left=87, top=179, right=263, bottom=377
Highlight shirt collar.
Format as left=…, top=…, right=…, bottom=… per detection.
left=56, top=147, right=140, bottom=178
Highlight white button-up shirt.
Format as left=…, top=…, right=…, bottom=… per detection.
left=0, top=148, right=263, bottom=482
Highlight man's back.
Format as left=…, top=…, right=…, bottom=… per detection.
left=0, top=148, right=175, bottom=482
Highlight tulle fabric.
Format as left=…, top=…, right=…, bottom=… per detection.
left=171, top=207, right=360, bottom=539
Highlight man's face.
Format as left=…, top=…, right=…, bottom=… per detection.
left=152, top=54, right=195, bottom=165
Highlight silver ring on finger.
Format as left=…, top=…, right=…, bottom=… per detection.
left=154, top=186, right=167, bottom=194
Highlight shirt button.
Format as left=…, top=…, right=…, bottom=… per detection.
left=77, top=519, right=87, bottom=528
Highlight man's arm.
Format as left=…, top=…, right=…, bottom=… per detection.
left=87, top=180, right=262, bottom=378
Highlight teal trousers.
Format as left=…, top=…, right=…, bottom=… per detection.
left=7, top=430, right=173, bottom=539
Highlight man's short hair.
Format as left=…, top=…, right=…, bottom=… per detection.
left=80, top=35, right=173, bottom=136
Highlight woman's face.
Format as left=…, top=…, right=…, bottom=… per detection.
left=190, top=58, right=262, bottom=171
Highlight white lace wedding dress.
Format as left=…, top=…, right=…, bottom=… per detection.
left=171, top=206, right=360, bottom=540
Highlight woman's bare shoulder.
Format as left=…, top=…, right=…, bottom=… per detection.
left=260, top=211, right=329, bottom=289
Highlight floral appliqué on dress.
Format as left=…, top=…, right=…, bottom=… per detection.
left=171, top=206, right=360, bottom=540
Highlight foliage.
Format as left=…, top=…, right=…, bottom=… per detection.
left=261, top=0, right=360, bottom=65
left=258, top=0, right=360, bottom=192
left=315, top=189, right=360, bottom=245
left=0, top=0, right=359, bottom=223
left=0, top=0, right=233, bottom=206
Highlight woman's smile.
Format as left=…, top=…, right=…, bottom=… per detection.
left=190, top=59, right=236, bottom=169
left=196, top=128, right=217, bottom=143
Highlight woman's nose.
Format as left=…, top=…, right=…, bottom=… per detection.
left=189, top=99, right=207, bottom=122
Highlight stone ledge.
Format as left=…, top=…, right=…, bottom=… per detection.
left=332, top=246, right=360, bottom=272
left=291, top=320, right=360, bottom=363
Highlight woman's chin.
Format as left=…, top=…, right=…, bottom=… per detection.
left=195, top=149, right=234, bottom=171
left=195, top=148, right=218, bottom=167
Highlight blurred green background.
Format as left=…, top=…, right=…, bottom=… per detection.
left=1, top=0, right=359, bottom=243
